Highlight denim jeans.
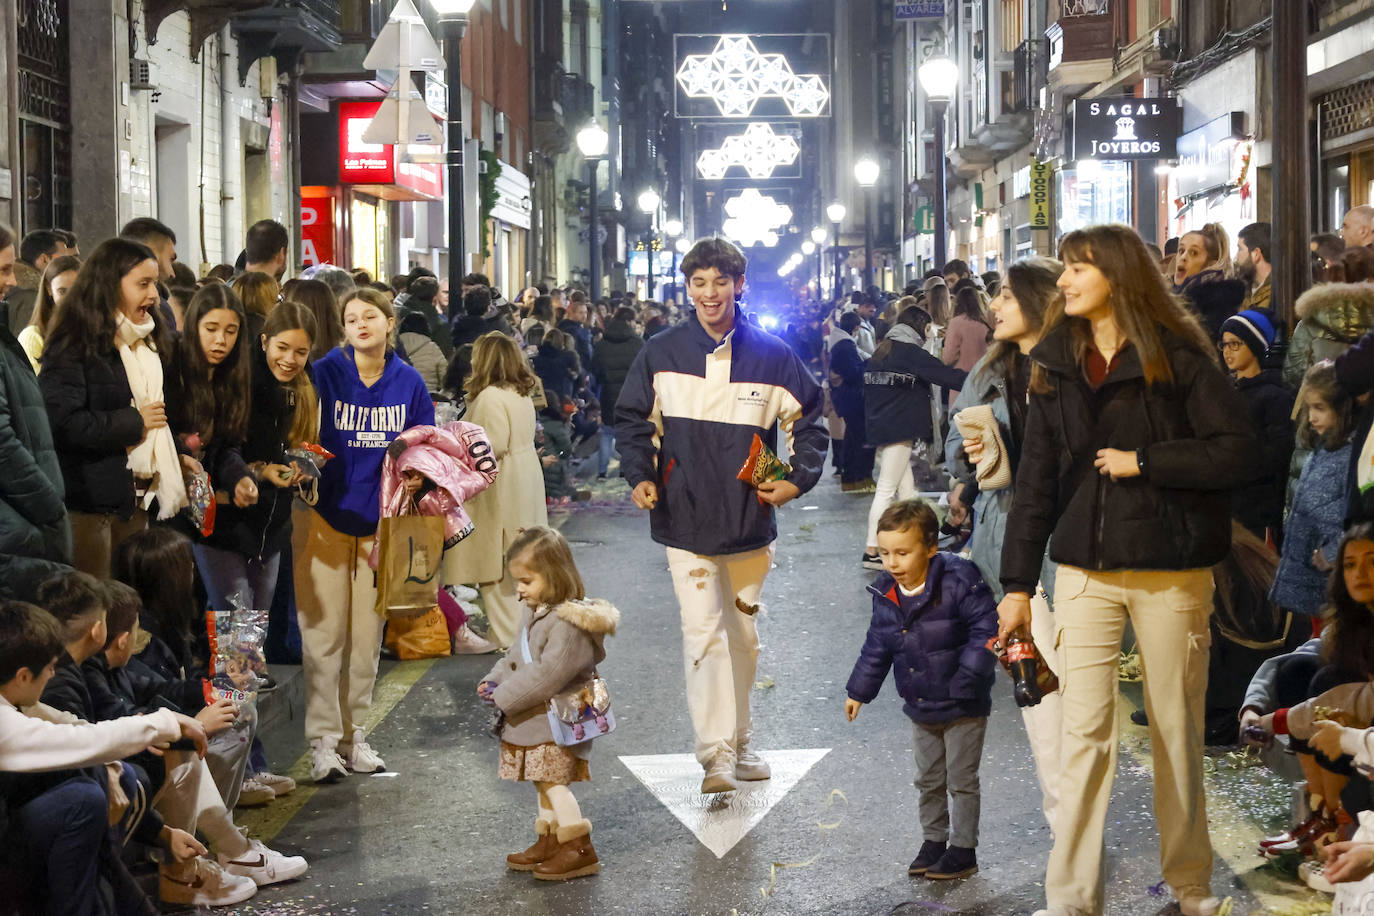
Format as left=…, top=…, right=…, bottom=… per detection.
left=192, top=542, right=282, bottom=611
left=597, top=425, right=617, bottom=476
left=14, top=776, right=125, bottom=916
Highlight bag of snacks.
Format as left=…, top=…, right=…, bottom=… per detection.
left=736, top=434, right=792, bottom=503
left=201, top=597, right=269, bottom=720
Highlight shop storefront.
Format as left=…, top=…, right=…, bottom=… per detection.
left=1316, top=77, right=1374, bottom=229
left=298, top=100, right=443, bottom=278
left=1057, top=98, right=1181, bottom=238
left=487, top=166, right=532, bottom=297
left=1166, top=112, right=1257, bottom=245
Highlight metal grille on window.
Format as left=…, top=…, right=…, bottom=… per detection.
left=17, top=0, right=73, bottom=233
left=1320, top=78, right=1374, bottom=143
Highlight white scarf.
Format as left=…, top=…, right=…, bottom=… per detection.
left=884, top=323, right=925, bottom=347
left=115, top=314, right=187, bottom=519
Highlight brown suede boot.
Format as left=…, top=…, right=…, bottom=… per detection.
left=506, top=819, right=559, bottom=871
left=532, top=819, right=600, bottom=880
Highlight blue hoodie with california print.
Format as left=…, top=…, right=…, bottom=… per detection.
left=312, top=346, right=435, bottom=536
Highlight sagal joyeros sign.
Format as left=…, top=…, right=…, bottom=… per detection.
left=1070, top=98, right=1181, bottom=161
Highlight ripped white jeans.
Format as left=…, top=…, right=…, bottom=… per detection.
left=665, top=544, right=775, bottom=766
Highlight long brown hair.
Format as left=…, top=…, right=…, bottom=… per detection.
left=1035, top=224, right=1214, bottom=392
left=1296, top=360, right=1354, bottom=450
left=174, top=283, right=251, bottom=442
left=871, top=305, right=930, bottom=364
left=465, top=331, right=538, bottom=401
left=1324, top=523, right=1374, bottom=679
left=45, top=238, right=169, bottom=361
left=231, top=271, right=280, bottom=318
left=287, top=278, right=344, bottom=360
left=263, top=301, right=321, bottom=445
left=31, top=254, right=81, bottom=336
left=976, top=256, right=1062, bottom=387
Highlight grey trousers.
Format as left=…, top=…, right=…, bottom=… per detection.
left=911, top=716, right=987, bottom=848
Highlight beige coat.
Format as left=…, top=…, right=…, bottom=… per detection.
left=442, top=384, right=547, bottom=583
left=482, top=598, right=618, bottom=756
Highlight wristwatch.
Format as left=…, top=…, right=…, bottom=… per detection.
left=1135, top=449, right=1148, bottom=477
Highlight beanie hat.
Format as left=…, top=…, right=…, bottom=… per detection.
left=1220, top=309, right=1277, bottom=360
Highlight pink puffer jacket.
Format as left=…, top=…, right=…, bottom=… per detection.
left=373, top=422, right=500, bottom=564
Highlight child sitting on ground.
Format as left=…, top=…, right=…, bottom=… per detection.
left=0, top=599, right=208, bottom=914
left=478, top=526, right=618, bottom=881
left=845, top=499, right=998, bottom=881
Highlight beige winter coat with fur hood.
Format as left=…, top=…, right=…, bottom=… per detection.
left=483, top=598, right=619, bottom=757
left=1284, top=282, right=1374, bottom=390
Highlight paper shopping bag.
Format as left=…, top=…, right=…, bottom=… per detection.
left=384, top=607, right=452, bottom=660
left=374, top=513, right=446, bottom=618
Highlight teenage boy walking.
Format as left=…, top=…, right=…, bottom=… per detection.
left=616, top=238, right=827, bottom=793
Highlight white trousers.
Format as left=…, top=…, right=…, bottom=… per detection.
left=155, top=751, right=250, bottom=857
left=865, top=442, right=916, bottom=548
left=665, top=544, right=775, bottom=765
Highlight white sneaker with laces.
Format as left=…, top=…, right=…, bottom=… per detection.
left=735, top=745, right=771, bottom=781
left=237, top=776, right=275, bottom=806
left=309, top=737, right=348, bottom=783
left=253, top=771, right=296, bottom=796
left=220, top=838, right=309, bottom=886
left=159, top=857, right=258, bottom=907
left=1300, top=859, right=1335, bottom=894
left=345, top=727, right=386, bottom=773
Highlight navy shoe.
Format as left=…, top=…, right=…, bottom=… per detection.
left=907, top=840, right=946, bottom=876
left=925, top=845, right=978, bottom=880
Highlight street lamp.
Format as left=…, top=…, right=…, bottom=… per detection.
left=637, top=189, right=661, bottom=299
left=919, top=55, right=958, bottom=275
left=826, top=201, right=846, bottom=300
left=854, top=157, right=880, bottom=292
left=431, top=0, right=477, bottom=294
left=576, top=120, right=609, bottom=302
left=810, top=227, right=826, bottom=297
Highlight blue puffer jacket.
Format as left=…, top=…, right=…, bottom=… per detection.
left=1272, top=441, right=1352, bottom=616
left=846, top=554, right=999, bottom=725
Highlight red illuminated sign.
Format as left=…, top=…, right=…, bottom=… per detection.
left=300, top=188, right=335, bottom=267
left=338, top=100, right=443, bottom=200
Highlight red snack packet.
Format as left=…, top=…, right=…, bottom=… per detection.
left=736, top=434, right=792, bottom=489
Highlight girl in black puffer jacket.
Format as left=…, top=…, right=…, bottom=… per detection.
left=999, top=224, right=1253, bottom=916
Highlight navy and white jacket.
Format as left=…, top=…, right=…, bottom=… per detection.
left=846, top=555, right=999, bottom=725
left=615, top=307, right=827, bottom=555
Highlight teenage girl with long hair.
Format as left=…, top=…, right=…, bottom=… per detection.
left=18, top=253, right=80, bottom=372
left=41, top=238, right=187, bottom=577
left=946, top=256, right=1065, bottom=833
left=998, top=224, right=1253, bottom=916
left=295, top=288, right=433, bottom=783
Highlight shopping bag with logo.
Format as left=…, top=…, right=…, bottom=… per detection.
left=518, top=627, right=615, bottom=746
left=384, top=607, right=452, bottom=660
left=374, top=509, right=446, bottom=619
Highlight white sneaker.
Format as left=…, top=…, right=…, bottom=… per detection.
left=159, top=857, right=258, bottom=907
left=735, top=746, right=771, bottom=781
left=237, top=776, right=275, bottom=806
left=220, top=837, right=309, bottom=887
left=253, top=771, right=296, bottom=796
left=451, top=622, right=496, bottom=654
left=446, top=584, right=479, bottom=601
left=345, top=728, right=386, bottom=773
left=701, top=752, right=737, bottom=794
left=309, top=737, right=348, bottom=783
left=1300, top=859, right=1335, bottom=894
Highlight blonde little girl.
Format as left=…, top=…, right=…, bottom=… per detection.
left=477, top=526, right=618, bottom=881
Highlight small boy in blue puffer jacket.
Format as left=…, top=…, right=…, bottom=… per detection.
left=845, top=499, right=998, bottom=882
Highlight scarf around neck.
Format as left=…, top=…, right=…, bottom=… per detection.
left=884, top=323, right=925, bottom=347
left=115, top=313, right=187, bottom=519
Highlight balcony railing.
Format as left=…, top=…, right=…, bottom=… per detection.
left=1004, top=38, right=1047, bottom=114
left=1046, top=1, right=1116, bottom=73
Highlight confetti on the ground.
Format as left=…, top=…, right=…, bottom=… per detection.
left=754, top=675, right=775, bottom=689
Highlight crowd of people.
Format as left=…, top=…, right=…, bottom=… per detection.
left=5, top=203, right=1374, bottom=912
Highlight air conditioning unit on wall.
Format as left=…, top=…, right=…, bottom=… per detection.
left=130, top=58, right=155, bottom=91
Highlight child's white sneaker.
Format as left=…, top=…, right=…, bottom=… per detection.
left=343, top=727, right=386, bottom=773
left=159, top=857, right=258, bottom=907
left=219, top=837, right=309, bottom=886
left=253, top=770, right=296, bottom=796
left=237, top=776, right=275, bottom=806
left=309, top=737, right=348, bottom=783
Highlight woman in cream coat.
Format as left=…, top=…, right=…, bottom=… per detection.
left=444, top=331, right=548, bottom=648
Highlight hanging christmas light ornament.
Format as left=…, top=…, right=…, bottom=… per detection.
left=675, top=34, right=831, bottom=118
left=722, top=188, right=793, bottom=248
left=696, top=123, right=801, bottom=180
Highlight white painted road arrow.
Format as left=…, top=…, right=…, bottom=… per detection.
left=618, top=748, right=831, bottom=858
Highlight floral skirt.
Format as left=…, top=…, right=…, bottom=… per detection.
left=499, top=741, right=589, bottom=785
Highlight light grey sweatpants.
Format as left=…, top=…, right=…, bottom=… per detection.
left=911, top=715, right=987, bottom=849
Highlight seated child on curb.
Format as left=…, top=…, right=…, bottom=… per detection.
left=87, top=580, right=308, bottom=906
left=845, top=499, right=998, bottom=881
left=477, top=526, right=618, bottom=882
left=0, top=599, right=209, bottom=915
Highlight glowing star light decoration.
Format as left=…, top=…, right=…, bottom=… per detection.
left=676, top=35, right=830, bottom=117
left=722, top=188, right=792, bottom=248
left=697, top=123, right=801, bottom=180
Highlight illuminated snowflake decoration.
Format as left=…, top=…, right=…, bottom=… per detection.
left=676, top=35, right=830, bottom=117
left=722, top=188, right=793, bottom=248
left=697, top=123, right=801, bottom=180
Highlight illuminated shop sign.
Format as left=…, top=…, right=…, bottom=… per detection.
left=1070, top=98, right=1181, bottom=160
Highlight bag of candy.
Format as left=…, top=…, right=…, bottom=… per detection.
left=201, top=596, right=269, bottom=721
left=736, top=434, right=792, bottom=503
